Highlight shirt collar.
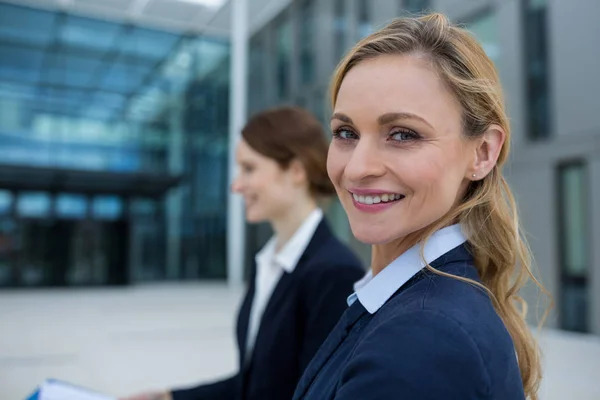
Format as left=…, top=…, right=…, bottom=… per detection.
left=347, top=224, right=467, bottom=314
left=255, top=208, right=323, bottom=274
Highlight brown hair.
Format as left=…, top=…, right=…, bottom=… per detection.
left=242, top=106, right=335, bottom=197
left=332, top=14, right=550, bottom=399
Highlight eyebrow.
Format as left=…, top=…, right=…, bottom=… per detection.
left=331, top=112, right=434, bottom=129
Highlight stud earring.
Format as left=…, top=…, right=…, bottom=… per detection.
left=472, top=173, right=477, bottom=178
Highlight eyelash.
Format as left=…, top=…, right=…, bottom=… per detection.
left=331, top=127, right=422, bottom=143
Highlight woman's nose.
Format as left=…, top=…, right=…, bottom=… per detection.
left=231, top=178, right=242, bottom=193
left=344, top=140, right=386, bottom=182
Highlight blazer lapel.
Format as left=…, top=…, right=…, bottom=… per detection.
left=257, top=219, right=332, bottom=333
left=293, top=300, right=368, bottom=400
left=237, top=265, right=256, bottom=369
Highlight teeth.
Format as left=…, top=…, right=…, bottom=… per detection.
left=352, top=193, right=403, bottom=205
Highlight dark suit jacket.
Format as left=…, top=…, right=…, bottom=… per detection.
left=172, top=219, right=364, bottom=400
left=293, top=244, right=526, bottom=400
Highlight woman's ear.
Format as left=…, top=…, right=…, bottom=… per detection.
left=288, top=158, right=309, bottom=186
left=468, top=124, right=506, bottom=181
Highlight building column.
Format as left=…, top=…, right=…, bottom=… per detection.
left=166, top=98, right=184, bottom=280
left=227, top=0, right=249, bottom=287
left=590, top=158, right=600, bottom=335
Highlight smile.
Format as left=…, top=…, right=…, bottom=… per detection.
left=352, top=193, right=405, bottom=205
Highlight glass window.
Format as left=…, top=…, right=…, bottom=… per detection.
left=357, top=0, right=372, bottom=40
left=468, top=12, right=500, bottom=69
left=17, top=192, right=51, bottom=218
left=299, top=0, right=316, bottom=85
left=92, top=196, right=123, bottom=220
left=403, top=0, right=430, bottom=14
left=0, top=45, right=44, bottom=83
left=59, top=14, right=124, bottom=53
left=56, top=193, right=87, bottom=219
left=276, top=17, right=292, bottom=99
left=0, top=191, right=13, bottom=214
left=334, top=0, right=348, bottom=62
left=524, top=0, right=550, bottom=140
left=557, top=162, right=589, bottom=333
left=249, top=36, right=266, bottom=111
left=0, top=3, right=57, bottom=46
left=119, top=26, right=180, bottom=62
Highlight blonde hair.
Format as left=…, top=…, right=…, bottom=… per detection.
left=331, top=14, right=550, bottom=399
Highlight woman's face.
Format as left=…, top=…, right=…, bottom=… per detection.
left=231, top=139, right=300, bottom=223
left=327, top=54, right=477, bottom=244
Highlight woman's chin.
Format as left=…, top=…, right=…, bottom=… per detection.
left=350, top=226, right=395, bottom=245
left=245, top=214, right=265, bottom=224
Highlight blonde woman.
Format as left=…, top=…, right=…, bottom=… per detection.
left=293, top=13, right=547, bottom=400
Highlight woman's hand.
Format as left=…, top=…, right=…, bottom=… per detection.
left=119, top=390, right=172, bottom=400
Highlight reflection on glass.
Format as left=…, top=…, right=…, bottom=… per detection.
left=249, top=36, right=265, bottom=112
left=56, top=193, right=87, bottom=219
left=17, top=192, right=50, bottom=218
left=403, top=0, right=430, bottom=14
left=0, top=216, right=16, bottom=286
left=60, top=14, right=123, bottom=52
left=276, top=16, right=292, bottom=99
left=0, top=190, right=12, bottom=214
left=524, top=0, right=550, bottom=140
left=93, top=196, right=123, bottom=220
left=558, top=162, right=589, bottom=332
left=333, top=0, right=347, bottom=62
left=299, top=0, right=315, bottom=85
left=357, top=0, right=372, bottom=40
left=468, top=13, right=500, bottom=66
left=0, top=3, right=57, bottom=46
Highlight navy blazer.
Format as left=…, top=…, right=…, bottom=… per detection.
left=172, top=219, right=364, bottom=400
left=293, top=244, right=525, bottom=400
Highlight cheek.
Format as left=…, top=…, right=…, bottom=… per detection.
left=326, top=145, right=345, bottom=184
left=410, top=151, right=467, bottom=201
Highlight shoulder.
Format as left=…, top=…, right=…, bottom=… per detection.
left=300, top=234, right=364, bottom=284
left=344, top=261, right=521, bottom=397
left=341, top=308, right=492, bottom=398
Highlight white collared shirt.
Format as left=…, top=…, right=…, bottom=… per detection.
left=347, top=224, right=467, bottom=314
left=245, top=208, right=324, bottom=360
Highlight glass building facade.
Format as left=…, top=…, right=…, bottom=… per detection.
left=0, top=2, right=230, bottom=287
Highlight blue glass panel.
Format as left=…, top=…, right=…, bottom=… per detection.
left=92, top=196, right=122, bottom=220
left=36, top=87, right=90, bottom=107
left=0, top=45, right=43, bottom=83
left=0, top=191, right=12, bottom=214
left=91, top=91, right=127, bottom=110
left=56, top=193, right=87, bottom=219
left=41, top=52, right=105, bottom=88
left=119, top=27, right=180, bottom=61
left=0, top=3, right=57, bottom=46
left=81, top=106, right=117, bottom=121
left=59, top=14, right=124, bottom=53
left=17, top=192, right=50, bottom=218
left=0, top=82, right=36, bottom=102
left=100, top=62, right=151, bottom=93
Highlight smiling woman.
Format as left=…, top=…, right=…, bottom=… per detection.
left=122, top=106, right=364, bottom=400
left=292, top=13, right=549, bottom=400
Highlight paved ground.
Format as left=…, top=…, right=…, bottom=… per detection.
left=1, top=284, right=599, bottom=399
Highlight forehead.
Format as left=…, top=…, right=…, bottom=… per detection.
left=334, top=55, right=462, bottom=130
left=236, top=140, right=260, bottom=161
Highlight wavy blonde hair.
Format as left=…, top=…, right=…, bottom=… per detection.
left=331, top=13, right=550, bottom=399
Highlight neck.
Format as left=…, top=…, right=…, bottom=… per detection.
left=271, top=199, right=318, bottom=250
left=370, top=229, right=426, bottom=276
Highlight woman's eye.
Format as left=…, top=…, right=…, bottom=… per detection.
left=390, top=130, right=420, bottom=142
left=333, top=129, right=358, bottom=140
